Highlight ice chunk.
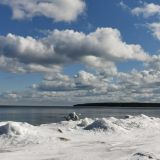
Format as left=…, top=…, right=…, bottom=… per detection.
left=85, top=119, right=118, bottom=132
left=130, top=152, right=160, bottom=160
left=64, top=112, right=79, bottom=121
left=78, top=118, right=91, bottom=127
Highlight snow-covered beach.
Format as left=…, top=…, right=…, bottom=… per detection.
left=0, top=114, right=160, bottom=160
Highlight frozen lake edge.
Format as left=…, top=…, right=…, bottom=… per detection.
left=0, top=114, right=159, bottom=160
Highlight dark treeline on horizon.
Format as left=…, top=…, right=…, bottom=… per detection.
left=74, top=102, right=160, bottom=108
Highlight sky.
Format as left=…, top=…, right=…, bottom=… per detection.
left=0, top=0, right=160, bottom=105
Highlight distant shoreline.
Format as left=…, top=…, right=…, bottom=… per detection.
left=74, top=102, right=160, bottom=108
left=0, top=103, right=160, bottom=108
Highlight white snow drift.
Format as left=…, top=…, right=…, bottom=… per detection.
left=0, top=115, right=160, bottom=160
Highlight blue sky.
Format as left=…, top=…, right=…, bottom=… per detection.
left=0, top=0, right=160, bottom=105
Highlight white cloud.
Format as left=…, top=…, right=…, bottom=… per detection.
left=3, top=57, right=160, bottom=105
left=116, top=55, right=160, bottom=100
left=119, top=1, right=130, bottom=10
left=0, top=56, right=26, bottom=73
left=74, top=70, right=107, bottom=90
left=0, top=55, right=62, bottom=74
left=130, top=3, right=160, bottom=41
left=145, top=55, right=160, bottom=71
left=131, top=3, right=160, bottom=18
left=0, top=0, right=86, bottom=22
left=148, top=23, right=160, bottom=40
left=27, top=64, right=62, bottom=73
left=0, top=28, right=150, bottom=69
left=48, top=28, right=149, bottom=62
left=36, top=72, right=76, bottom=91
left=0, top=91, right=21, bottom=101
left=0, top=27, right=155, bottom=104
left=36, top=70, right=108, bottom=92
left=0, top=33, right=55, bottom=64
left=82, top=56, right=117, bottom=76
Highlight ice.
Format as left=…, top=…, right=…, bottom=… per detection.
left=78, top=117, right=92, bottom=127
left=0, top=122, right=36, bottom=136
left=0, top=115, right=160, bottom=160
left=0, top=122, right=41, bottom=149
left=84, top=118, right=124, bottom=132
left=130, top=152, right=160, bottom=160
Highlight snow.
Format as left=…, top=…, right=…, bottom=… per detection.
left=0, top=114, right=160, bottom=160
left=0, top=122, right=36, bottom=136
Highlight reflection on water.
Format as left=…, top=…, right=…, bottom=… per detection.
left=0, top=106, right=160, bottom=125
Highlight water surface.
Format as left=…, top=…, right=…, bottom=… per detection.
left=0, top=106, right=160, bottom=125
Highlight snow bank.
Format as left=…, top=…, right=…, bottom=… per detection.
left=0, top=122, right=36, bottom=136
left=81, top=114, right=160, bottom=133
left=0, top=122, right=40, bottom=148
left=84, top=119, right=121, bottom=132
left=0, top=115, right=160, bottom=160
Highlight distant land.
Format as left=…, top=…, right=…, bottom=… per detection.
left=74, top=102, right=160, bottom=108
left=0, top=103, right=160, bottom=108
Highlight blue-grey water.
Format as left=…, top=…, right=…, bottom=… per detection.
left=0, top=106, right=160, bottom=125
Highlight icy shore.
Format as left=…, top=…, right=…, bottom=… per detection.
left=0, top=114, right=160, bottom=160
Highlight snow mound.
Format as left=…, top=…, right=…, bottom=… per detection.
left=80, top=114, right=160, bottom=133
left=0, top=115, right=160, bottom=160
left=84, top=119, right=123, bottom=132
left=130, top=152, right=160, bottom=160
left=0, top=122, right=41, bottom=148
left=78, top=118, right=91, bottom=127
left=113, top=114, right=159, bottom=130
left=0, top=122, right=36, bottom=136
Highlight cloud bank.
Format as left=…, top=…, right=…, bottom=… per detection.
left=0, top=0, right=86, bottom=22
left=0, top=27, right=158, bottom=105
left=0, top=28, right=149, bottom=70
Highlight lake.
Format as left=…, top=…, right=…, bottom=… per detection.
left=0, top=106, right=160, bottom=125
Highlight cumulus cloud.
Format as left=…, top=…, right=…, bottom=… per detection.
left=0, top=0, right=86, bottom=22
left=0, top=27, right=150, bottom=80
left=116, top=69, right=160, bottom=103
left=8, top=64, right=160, bottom=104
left=0, top=27, right=155, bottom=104
left=36, top=73, right=75, bottom=91
left=0, top=91, right=22, bottom=104
left=3, top=57, right=160, bottom=105
left=116, top=54, right=160, bottom=102
left=145, top=55, right=160, bottom=71
left=0, top=55, right=62, bottom=74
left=118, top=69, right=160, bottom=89
left=0, top=33, right=55, bottom=64
left=147, top=23, right=160, bottom=40
left=0, top=56, right=26, bottom=73
left=26, top=64, right=62, bottom=73
left=82, top=56, right=117, bottom=76
left=131, top=3, right=160, bottom=18
left=48, top=28, right=149, bottom=62
left=129, top=3, right=160, bottom=41
left=74, top=70, right=107, bottom=90
left=35, top=70, right=108, bottom=92
left=0, top=28, right=150, bottom=69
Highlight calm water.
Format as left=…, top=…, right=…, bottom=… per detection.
left=0, top=106, right=160, bottom=125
